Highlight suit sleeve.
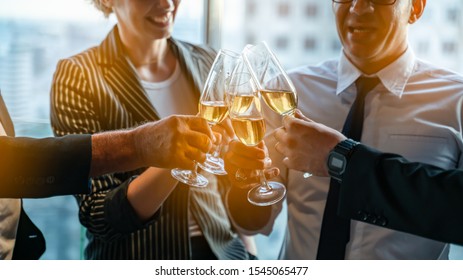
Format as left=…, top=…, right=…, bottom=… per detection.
left=0, top=135, right=91, bottom=198
left=50, top=58, right=158, bottom=242
left=338, top=144, right=463, bottom=245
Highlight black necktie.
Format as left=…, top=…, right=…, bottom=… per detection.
left=316, top=76, right=380, bottom=260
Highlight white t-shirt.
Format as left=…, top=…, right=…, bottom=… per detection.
left=142, top=61, right=197, bottom=117
left=0, top=121, right=21, bottom=260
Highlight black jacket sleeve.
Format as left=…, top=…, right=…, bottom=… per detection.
left=0, top=134, right=92, bottom=198
left=338, top=144, right=463, bottom=245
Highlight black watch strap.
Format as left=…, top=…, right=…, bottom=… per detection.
left=327, top=139, right=359, bottom=182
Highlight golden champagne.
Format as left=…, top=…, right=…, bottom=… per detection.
left=260, top=89, right=297, bottom=116
left=229, top=94, right=259, bottom=115
left=199, top=101, right=229, bottom=125
left=231, top=117, right=266, bottom=146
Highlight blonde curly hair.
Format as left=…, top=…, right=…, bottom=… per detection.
left=90, top=0, right=113, bottom=18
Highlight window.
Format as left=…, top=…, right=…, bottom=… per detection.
left=278, top=2, right=290, bottom=17
left=417, top=41, right=430, bottom=55
left=247, top=0, right=256, bottom=17
left=443, top=41, right=458, bottom=54
left=275, top=36, right=289, bottom=50
left=447, top=8, right=459, bottom=23
left=304, top=37, right=317, bottom=51
left=331, top=39, right=342, bottom=52
left=246, top=33, right=256, bottom=45
left=305, top=4, right=318, bottom=18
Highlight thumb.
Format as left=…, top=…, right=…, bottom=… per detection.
left=294, top=109, right=312, bottom=122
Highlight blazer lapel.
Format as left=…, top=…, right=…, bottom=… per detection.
left=97, top=27, right=160, bottom=123
left=0, top=93, right=15, bottom=136
left=169, top=38, right=203, bottom=100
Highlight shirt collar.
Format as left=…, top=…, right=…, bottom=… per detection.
left=0, top=121, right=6, bottom=136
left=336, top=47, right=416, bottom=97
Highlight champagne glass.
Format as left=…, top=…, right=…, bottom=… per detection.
left=243, top=42, right=311, bottom=178
left=243, top=41, right=298, bottom=117
left=171, top=49, right=238, bottom=187
left=228, top=69, right=286, bottom=206
left=198, top=49, right=239, bottom=175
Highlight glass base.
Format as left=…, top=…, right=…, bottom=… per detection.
left=198, top=154, right=227, bottom=176
left=171, top=168, right=208, bottom=188
left=247, top=181, right=286, bottom=206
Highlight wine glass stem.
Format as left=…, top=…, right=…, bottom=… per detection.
left=258, top=170, right=272, bottom=191
left=212, top=143, right=222, bottom=157
left=192, top=161, right=199, bottom=177
left=209, top=123, right=222, bottom=157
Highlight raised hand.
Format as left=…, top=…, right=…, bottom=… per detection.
left=133, top=115, right=214, bottom=170
left=273, top=110, right=346, bottom=176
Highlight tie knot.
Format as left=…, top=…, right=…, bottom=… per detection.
left=355, top=76, right=380, bottom=99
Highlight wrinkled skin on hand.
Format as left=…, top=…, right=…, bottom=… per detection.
left=133, top=115, right=214, bottom=170
left=273, top=110, right=346, bottom=176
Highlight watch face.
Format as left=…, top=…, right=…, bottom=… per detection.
left=331, top=156, right=344, bottom=169
left=328, top=153, right=346, bottom=174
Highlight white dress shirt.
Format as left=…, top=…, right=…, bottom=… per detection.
left=0, top=121, right=21, bottom=260
left=264, top=47, right=463, bottom=259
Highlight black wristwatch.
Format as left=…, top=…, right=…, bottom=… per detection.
left=327, top=139, right=359, bottom=182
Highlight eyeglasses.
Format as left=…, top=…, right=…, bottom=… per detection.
left=333, top=0, right=397, bottom=5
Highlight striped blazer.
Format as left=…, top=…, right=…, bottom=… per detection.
left=50, top=26, right=250, bottom=260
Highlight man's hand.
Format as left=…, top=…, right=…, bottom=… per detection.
left=133, top=115, right=214, bottom=170
left=273, top=110, right=346, bottom=176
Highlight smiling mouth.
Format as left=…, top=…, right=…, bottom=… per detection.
left=148, top=12, right=172, bottom=25
left=349, top=27, right=375, bottom=34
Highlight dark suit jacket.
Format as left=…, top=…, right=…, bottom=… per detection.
left=338, top=143, right=463, bottom=246
left=0, top=94, right=92, bottom=259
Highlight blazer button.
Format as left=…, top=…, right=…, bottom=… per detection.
left=46, top=176, right=55, bottom=184
left=367, top=214, right=377, bottom=224
left=357, top=210, right=368, bottom=221
left=378, top=216, right=388, bottom=226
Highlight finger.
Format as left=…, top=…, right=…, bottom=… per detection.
left=273, top=127, right=287, bottom=143
left=185, top=131, right=212, bottom=153
left=212, top=131, right=223, bottom=145
left=264, top=167, right=280, bottom=180
left=294, top=109, right=312, bottom=122
left=224, top=151, right=268, bottom=170
left=233, top=168, right=280, bottom=187
left=184, top=148, right=206, bottom=164
left=218, top=117, right=235, bottom=139
left=229, top=140, right=266, bottom=159
left=188, top=117, right=214, bottom=139
left=232, top=169, right=261, bottom=188
left=274, top=141, right=285, bottom=156
left=175, top=153, right=197, bottom=170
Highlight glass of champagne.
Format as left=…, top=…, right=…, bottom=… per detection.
left=171, top=49, right=238, bottom=187
left=243, top=41, right=298, bottom=117
left=243, top=42, right=311, bottom=178
left=228, top=67, right=286, bottom=206
left=198, top=49, right=239, bottom=175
